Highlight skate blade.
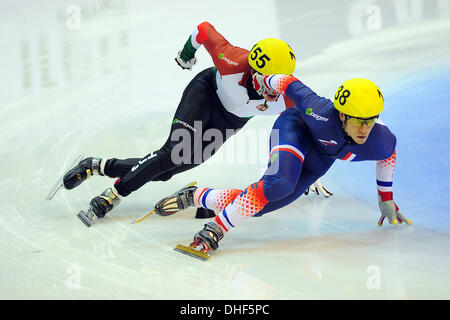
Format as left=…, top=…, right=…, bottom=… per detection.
left=131, top=209, right=156, bottom=224
left=173, top=244, right=211, bottom=261
left=46, top=154, right=84, bottom=200
left=132, top=181, right=198, bottom=224
left=46, top=181, right=63, bottom=201
left=184, top=181, right=197, bottom=188
left=77, top=210, right=95, bottom=227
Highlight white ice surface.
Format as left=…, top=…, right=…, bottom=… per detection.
left=1, top=0, right=450, bottom=299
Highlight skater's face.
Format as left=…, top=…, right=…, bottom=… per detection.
left=339, top=112, right=377, bottom=144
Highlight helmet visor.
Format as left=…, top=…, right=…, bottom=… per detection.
left=345, top=115, right=378, bottom=127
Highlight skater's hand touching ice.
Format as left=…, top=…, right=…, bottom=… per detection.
left=304, top=178, right=333, bottom=198
left=377, top=196, right=412, bottom=227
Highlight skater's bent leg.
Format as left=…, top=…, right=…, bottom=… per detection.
left=210, top=115, right=317, bottom=230
left=212, top=155, right=304, bottom=231
left=193, top=144, right=305, bottom=222
left=113, top=143, right=181, bottom=196
left=151, top=163, right=199, bottom=182
left=112, top=70, right=220, bottom=197
left=193, top=187, right=243, bottom=212
left=102, top=151, right=200, bottom=182
left=102, top=158, right=140, bottom=178
left=213, top=155, right=335, bottom=229
left=197, top=140, right=307, bottom=229
left=255, top=155, right=335, bottom=216
left=191, top=131, right=307, bottom=217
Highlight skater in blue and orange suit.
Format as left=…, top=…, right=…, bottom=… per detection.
left=156, top=74, right=413, bottom=254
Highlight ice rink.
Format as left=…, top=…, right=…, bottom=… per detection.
left=1, top=0, right=450, bottom=300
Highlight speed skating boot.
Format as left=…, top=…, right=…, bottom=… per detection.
left=89, top=187, right=121, bottom=218
left=154, top=183, right=197, bottom=216
left=63, top=157, right=103, bottom=190
left=193, top=221, right=225, bottom=252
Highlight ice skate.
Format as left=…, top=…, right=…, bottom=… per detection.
left=174, top=221, right=224, bottom=261
left=46, top=155, right=104, bottom=200
left=77, top=187, right=121, bottom=227
left=63, top=157, right=103, bottom=190
left=154, top=181, right=197, bottom=216
left=131, top=181, right=197, bottom=224
left=46, top=154, right=84, bottom=200
left=77, top=207, right=98, bottom=228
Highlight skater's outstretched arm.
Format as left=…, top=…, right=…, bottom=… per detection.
left=376, top=150, right=411, bottom=226
left=252, top=73, right=329, bottom=116
left=176, top=21, right=249, bottom=74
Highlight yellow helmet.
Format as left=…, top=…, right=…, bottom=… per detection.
left=334, top=78, right=384, bottom=118
left=248, top=38, right=296, bottom=75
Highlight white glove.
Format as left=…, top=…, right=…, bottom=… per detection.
left=175, top=51, right=197, bottom=70
left=252, top=73, right=269, bottom=96
left=252, top=72, right=278, bottom=95
left=304, top=178, right=333, bottom=198
left=377, top=196, right=412, bottom=226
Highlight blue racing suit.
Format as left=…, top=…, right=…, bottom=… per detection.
left=255, top=77, right=396, bottom=216
left=195, top=75, right=398, bottom=231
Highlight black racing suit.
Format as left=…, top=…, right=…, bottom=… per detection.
left=108, top=68, right=250, bottom=197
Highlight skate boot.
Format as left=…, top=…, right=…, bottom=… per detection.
left=90, top=187, right=121, bottom=218
left=63, top=157, right=103, bottom=190
left=154, top=182, right=197, bottom=216
left=173, top=221, right=225, bottom=260
left=193, top=221, right=225, bottom=252
left=77, top=187, right=121, bottom=227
